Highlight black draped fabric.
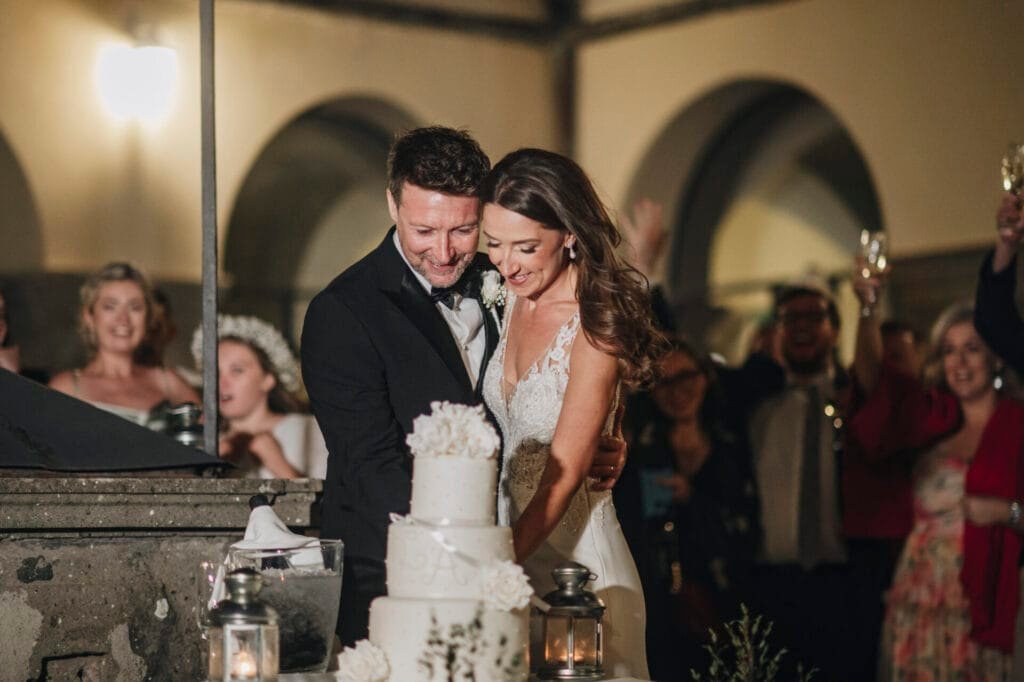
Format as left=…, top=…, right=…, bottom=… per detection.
left=0, top=370, right=221, bottom=471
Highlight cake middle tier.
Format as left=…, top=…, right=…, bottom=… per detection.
left=409, top=456, right=497, bottom=525
left=386, top=523, right=514, bottom=599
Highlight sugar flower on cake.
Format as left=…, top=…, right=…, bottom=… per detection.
left=480, top=270, right=507, bottom=309
left=406, top=401, right=500, bottom=460
left=336, top=639, right=390, bottom=682
left=480, top=560, right=533, bottom=611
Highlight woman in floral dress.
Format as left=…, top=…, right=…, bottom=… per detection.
left=851, top=294, right=1024, bottom=681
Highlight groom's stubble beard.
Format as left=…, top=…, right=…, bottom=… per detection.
left=397, top=232, right=477, bottom=288
left=416, top=252, right=474, bottom=288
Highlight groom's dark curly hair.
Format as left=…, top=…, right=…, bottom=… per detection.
left=387, top=126, right=491, bottom=206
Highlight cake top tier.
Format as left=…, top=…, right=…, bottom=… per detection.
left=406, top=401, right=499, bottom=460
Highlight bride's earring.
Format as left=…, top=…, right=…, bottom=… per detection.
left=568, top=243, right=577, bottom=260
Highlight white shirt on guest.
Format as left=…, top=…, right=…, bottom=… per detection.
left=749, top=371, right=846, bottom=568
left=240, top=413, right=329, bottom=480
left=392, top=231, right=487, bottom=388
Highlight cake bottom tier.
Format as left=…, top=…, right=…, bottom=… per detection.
left=368, top=596, right=529, bottom=681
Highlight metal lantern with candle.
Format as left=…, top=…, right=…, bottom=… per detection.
left=208, top=568, right=280, bottom=681
left=537, top=562, right=605, bottom=680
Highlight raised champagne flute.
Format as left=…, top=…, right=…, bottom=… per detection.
left=1001, top=142, right=1024, bottom=198
left=859, top=229, right=887, bottom=315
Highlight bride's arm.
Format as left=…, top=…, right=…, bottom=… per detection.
left=512, top=334, right=618, bottom=562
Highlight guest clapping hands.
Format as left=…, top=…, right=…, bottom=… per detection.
left=49, top=263, right=199, bottom=429
left=192, top=315, right=327, bottom=479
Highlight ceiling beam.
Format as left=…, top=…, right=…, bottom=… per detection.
left=262, top=0, right=796, bottom=45
left=263, top=0, right=554, bottom=44
left=565, top=0, right=796, bottom=44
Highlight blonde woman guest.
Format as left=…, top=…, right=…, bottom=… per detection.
left=193, top=315, right=327, bottom=479
left=851, top=292, right=1023, bottom=680
left=50, top=262, right=199, bottom=429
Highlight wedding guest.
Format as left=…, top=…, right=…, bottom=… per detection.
left=0, top=287, right=20, bottom=373
left=851, top=288, right=1023, bottom=679
left=975, top=192, right=1024, bottom=376
left=973, top=191, right=1024, bottom=677
left=616, top=336, right=758, bottom=680
left=880, top=319, right=925, bottom=378
left=192, top=315, right=327, bottom=479
left=49, top=262, right=199, bottom=430
left=746, top=282, right=856, bottom=680
left=842, top=279, right=916, bottom=681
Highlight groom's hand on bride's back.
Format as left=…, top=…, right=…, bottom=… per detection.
left=588, top=404, right=627, bottom=491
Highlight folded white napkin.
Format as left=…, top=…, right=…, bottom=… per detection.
left=233, top=505, right=322, bottom=551
left=209, top=504, right=325, bottom=607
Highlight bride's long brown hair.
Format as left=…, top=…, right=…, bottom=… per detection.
left=478, top=148, right=667, bottom=388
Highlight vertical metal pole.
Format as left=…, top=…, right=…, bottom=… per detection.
left=200, top=0, right=219, bottom=455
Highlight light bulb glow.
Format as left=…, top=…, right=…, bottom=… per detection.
left=95, top=43, right=178, bottom=124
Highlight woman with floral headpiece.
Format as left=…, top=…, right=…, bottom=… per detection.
left=193, top=315, right=327, bottom=479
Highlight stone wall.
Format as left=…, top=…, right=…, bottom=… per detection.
left=0, top=477, right=322, bottom=682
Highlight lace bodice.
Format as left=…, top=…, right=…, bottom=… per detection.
left=482, top=293, right=615, bottom=534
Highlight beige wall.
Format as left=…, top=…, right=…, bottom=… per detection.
left=577, top=0, right=1024, bottom=261
left=4, top=0, right=1021, bottom=285
left=0, top=0, right=556, bottom=282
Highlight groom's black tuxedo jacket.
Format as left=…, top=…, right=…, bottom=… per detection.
left=301, top=228, right=499, bottom=644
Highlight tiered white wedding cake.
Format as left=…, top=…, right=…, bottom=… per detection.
left=337, top=402, right=532, bottom=682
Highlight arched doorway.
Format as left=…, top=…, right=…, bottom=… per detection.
left=223, top=97, right=418, bottom=342
left=627, top=81, right=882, bottom=360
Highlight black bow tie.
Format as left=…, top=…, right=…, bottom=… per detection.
left=430, top=271, right=479, bottom=309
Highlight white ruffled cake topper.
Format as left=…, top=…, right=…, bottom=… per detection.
left=406, top=401, right=500, bottom=460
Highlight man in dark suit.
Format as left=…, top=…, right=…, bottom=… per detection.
left=301, top=126, right=626, bottom=646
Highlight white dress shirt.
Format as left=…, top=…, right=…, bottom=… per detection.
left=750, top=371, right=846, bottom=568
left=393, top=232, right=487, bottom=388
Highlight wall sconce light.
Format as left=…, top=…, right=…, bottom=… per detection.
left=94, top=24, right=178, bottom=125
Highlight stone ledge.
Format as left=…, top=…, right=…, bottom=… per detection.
left=0, top=477, right=323, bottom=530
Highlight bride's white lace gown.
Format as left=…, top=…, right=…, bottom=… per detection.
left=482, top=294, right=650, bottom=679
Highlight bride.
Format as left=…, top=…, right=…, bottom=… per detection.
left=479, top=148, right=665, bottom=679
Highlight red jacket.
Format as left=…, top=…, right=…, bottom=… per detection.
left=848, top=366, right=1024, bottom=653
left=841, top=374, right=914, bottom=539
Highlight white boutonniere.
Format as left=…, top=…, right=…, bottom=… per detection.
left=480, top=270, right=506, bottom=310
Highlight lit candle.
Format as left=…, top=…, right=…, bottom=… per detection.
left=231, top=649, right=258, bottom=680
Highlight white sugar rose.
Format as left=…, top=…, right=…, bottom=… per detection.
left=481, top=560, right=533, bottom=611
left=336, top=639, right=389, bottom=682
left=480, top=270, right=506, bottom=309
left=406, top=401, right=500, bottom=460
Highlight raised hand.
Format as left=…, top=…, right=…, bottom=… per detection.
left=620, top=198, right=666, bottom=280
left=852, top=255, right=888, bottom=316
left=994, top=192, right=1024, bottom=273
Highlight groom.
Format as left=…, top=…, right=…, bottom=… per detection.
left=301, top=126, right=626, bottom=646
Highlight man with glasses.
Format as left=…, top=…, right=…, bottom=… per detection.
left=747, top=284, right=853, bottom=680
